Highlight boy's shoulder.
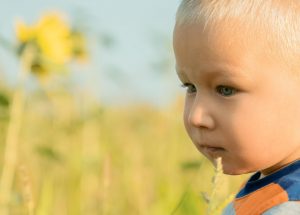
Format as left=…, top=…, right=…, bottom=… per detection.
left=223, top=160, right=300, bottom=215
left=263, top=201, right=300, bottom=215
left=223, top=201, right=300, bottom=215
left=276, top=167, right=300, bottom=200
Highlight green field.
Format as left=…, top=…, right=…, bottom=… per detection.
left=0, top=89, right=247, bottom=214
left=0, top=11, right=248, bottom=214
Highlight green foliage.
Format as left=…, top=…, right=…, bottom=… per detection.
left=35, top=145, right=62, bottom=163
left=177, top=189, right=203, bottom=215
left=181, top=160, right=202, bottom=171
left=0, top=92, right=246, bottom=214
left=0, top=92, right=9, bottom=107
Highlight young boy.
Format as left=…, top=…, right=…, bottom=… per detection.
left=173, top=0, right=300, bottom=214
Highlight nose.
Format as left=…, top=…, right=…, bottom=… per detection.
left=185, top=96, right=215, bottom=129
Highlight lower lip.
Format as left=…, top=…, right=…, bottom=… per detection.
left=201, top=146, right=225, bottom=156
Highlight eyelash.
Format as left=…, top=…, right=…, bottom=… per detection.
left=181, top=83, right=196, bottom=94
left=181, top=83, right=238, bottom=97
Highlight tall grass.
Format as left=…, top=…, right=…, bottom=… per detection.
left=0, top=90, right=247, bottom=214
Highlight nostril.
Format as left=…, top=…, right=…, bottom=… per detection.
left=188, top=108, right=215, bottom=129
left=184, top=96, right=215, bottom=129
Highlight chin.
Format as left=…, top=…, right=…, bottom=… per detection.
left=222, top=165, right=256, bottom=175
left=223, top=170, right=244, bottom=175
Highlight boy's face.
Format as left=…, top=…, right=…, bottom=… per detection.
left=173, top=22, right=300, bottom=175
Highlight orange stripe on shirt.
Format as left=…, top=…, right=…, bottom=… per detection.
left=234, top=183, right=288, bottom=215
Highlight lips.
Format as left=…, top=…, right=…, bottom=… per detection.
left=200, top=146, right=225, bottom=158
left=202, top=145, right=224, bottom=150
left=199, top=143, right=225, bottom=150
left=198, top=144, right=225, bottom=156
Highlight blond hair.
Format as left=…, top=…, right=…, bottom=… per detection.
left=175, top=0, right=300, bottom=75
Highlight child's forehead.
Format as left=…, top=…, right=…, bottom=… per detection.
left=174, top=1, right=300, bottom=87
left=174, top=6, right=300, bottom=74
left=173, top=22, right=299, bottom=84
left=175, top=20, right=283, bottom=66
left=176, top=19, right=262, bottom=46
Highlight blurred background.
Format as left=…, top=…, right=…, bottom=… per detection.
left=0, top=0, right=246, bottom=214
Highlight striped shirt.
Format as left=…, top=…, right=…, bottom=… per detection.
left=222, top=160, right=300, bottom=215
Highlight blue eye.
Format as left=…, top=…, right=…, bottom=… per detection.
left=216, top=85, right=237, bottom=97
left=181, top=83, right=196, bottom=94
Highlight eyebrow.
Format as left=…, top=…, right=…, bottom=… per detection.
left=176, top=65, right=251, bottom=80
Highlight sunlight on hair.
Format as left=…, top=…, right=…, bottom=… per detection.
left=175, top=0, right=300, bottom=78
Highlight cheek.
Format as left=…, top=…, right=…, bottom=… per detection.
left=227, top=102, right=293, bottom=161
left=228, top=109, right=273, bottom=150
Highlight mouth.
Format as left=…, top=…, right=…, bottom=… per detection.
left=199, top=144, right=225, bottom=157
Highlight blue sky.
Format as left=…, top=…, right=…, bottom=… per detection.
left=0, top=0, right=183, bottom=106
